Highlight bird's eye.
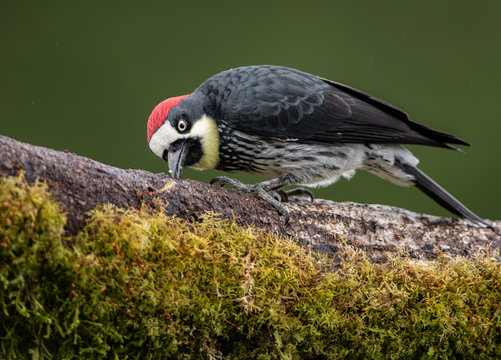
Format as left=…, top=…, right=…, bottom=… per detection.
left=177, top=118, right=188, bottom=133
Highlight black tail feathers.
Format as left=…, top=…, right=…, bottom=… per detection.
left=396, top=160, right=492, bottom=228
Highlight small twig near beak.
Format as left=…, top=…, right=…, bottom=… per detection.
left=145, top=179, right=176, bottom=195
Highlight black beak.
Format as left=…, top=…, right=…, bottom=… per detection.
left=164, top=139, right=190, bottom=179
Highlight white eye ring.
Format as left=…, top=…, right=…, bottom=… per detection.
left=177, top=119, right=188, bottom=132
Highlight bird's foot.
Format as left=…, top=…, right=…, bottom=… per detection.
left=275, top=188, right=314, bottom=203
left=210, top=176, right=292, bottom=224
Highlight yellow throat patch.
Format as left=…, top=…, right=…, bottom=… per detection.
left=189, top=115, right=220, bottom=170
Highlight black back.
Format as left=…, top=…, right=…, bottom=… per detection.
left=194, top=65, right=469, bottom=149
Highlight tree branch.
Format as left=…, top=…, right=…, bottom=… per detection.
left=1, top=134, right=499, bottom=261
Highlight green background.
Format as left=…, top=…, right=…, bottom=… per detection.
left=1, top=1, right=499, bottom=220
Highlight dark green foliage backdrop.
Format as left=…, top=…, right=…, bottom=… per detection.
left=1, top=1, right=500, bottom=219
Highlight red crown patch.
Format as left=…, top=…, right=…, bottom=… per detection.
left=147, top=94, right=190, bottom=142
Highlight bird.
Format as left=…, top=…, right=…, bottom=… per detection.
left=147, top=65, right=490, bottom=227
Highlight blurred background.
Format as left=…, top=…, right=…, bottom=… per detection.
left=1, top=1, right=499, bottom=220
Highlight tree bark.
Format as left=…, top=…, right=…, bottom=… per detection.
left=1, top=134, right=499, bottom=261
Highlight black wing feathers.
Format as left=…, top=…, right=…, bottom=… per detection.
left=322, top=77, right=470, bottom=148
left=200, top=65, right=469, bottom=149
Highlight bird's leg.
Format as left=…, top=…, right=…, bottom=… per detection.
left=264, top=176, right=314, bottom=202
left=210, top=174, right=302, bottom=224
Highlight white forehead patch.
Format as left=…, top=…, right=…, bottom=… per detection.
left=148, top=122, right=180, bottom=159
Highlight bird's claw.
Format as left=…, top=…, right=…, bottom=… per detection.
left=271, top=191, right=282, bottom=202
left=276, top=204, right=290, bottom=225
left=209, top=176, right=224, bottom=187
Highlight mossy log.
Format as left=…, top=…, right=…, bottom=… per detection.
left=1, top=175, right=500, bottom=359
left=0, top=134, right=499, bottom=261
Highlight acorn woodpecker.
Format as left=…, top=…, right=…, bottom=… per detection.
left=147, top=65, right=490, bottom=227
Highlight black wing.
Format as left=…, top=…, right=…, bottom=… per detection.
left=199, top=65, right=469, bottom=149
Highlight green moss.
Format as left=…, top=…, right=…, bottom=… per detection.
left=1, top=174, right=500, bottom=359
